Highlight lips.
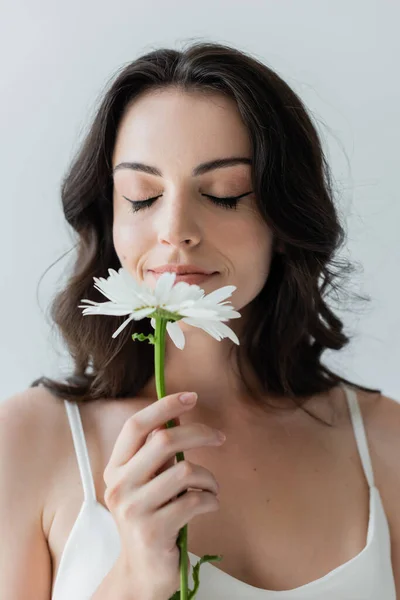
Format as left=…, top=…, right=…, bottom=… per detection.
left=149, top=264, right=216, bottom=276
left=150, top=271, right=217, bottom=285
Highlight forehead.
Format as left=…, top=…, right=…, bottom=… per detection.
left=112, top=88, right=252, bottom=171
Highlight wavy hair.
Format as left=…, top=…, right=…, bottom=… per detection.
left=31, top=41, right=379, bottom=425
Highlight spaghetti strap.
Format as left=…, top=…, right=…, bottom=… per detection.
left=341, top=383, right=375, bottom=489
left=63, top=399, right=98, bottom=504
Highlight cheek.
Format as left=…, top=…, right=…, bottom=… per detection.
left=235, top=217, right=273, bottom=265
left=253, top=226, right=274, bottom=281
left=112, top=217, right=145, bottom=267
left=234, top=223, right=274, bottom=305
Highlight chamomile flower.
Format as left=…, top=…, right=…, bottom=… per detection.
left=79, top=267, right=241, bottom=349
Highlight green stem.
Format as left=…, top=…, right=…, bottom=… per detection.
left=154, top=316, right=189, bottom=600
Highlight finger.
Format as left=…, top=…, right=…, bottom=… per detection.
left=108, top=393, right=191, bottom=469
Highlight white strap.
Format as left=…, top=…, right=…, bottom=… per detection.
left=63, top=400, right=97, bottom=503
left=342, top=383, right=375, bottom=488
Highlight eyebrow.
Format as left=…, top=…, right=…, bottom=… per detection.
left=112, top=156, right=252, bottom=177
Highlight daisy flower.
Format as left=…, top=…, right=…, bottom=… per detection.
left=79, top=267, right=241, bottom=349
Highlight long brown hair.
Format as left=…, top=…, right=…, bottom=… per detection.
left=31, top=41, right=380, bottom=425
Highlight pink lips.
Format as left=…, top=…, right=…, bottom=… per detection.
left=150, top=272, right=217, bottom=285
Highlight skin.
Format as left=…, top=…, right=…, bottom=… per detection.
left=112, top=87, right=284, bottom=429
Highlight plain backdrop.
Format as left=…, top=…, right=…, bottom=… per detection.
left=0, top=1, right=398, bottom=402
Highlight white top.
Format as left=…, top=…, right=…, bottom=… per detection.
left=50, top=383, right=397, bottom=599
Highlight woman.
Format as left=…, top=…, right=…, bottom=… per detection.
left=1, top=41, right=399, bottom=599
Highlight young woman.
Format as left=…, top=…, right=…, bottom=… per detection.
left=1, top=41, right=399, bottom=600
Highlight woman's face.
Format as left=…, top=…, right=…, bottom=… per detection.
left=111, top=88, right=274, bottom=317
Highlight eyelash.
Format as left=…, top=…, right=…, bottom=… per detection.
left=123, top=191, right=252, bottom=214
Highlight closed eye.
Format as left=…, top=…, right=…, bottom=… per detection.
left=124, top=191, right=253, bottom=213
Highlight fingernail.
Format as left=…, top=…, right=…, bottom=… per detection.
left=217, top=431, right=226, bottom=442
left=179, top=392, right=198, bottom=405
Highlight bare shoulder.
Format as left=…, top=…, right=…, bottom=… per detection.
left=0, top=385, right=68, bottom=514
left=1, top=383, right=64, bottom=419
left=356, top=387, right=400, bottom=491
left=0, top=384, right=67, bottom=445
left=0, top=385, right=69, bottom=599
left=356, top=387, right=400, bottom=589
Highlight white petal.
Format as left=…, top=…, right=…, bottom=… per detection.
left=213, top=307, right=242, bottom=320
left=169, top=282, right=205, bottom=304
left=180, top=317, right=222, bottom=339
left=166, top=281, right=192, bottom=304
left=119, top=269, right=155, bottom=304
left=111, top=314, right=135, bottom=338
left=165, top=301, right=194, bottom=314
left=130, top=307, right=156, bottom=320
left=150, top=318, right=156, bottom=329
left=79, top=301, right=134, bottom=316
left=92, top=284, right=120, bottom=304
left=166, top=320, right=185, bottom=349
left=181, top=317, right=240, bottom=345
left=93, top=267, right=151, bottom=307
left=202, top=285, right=237, bottom=305
left=154, top=272, right=176, bottom=304
left=179, top=307, right=219, bottom=319
left=80, top=307, right=99, bottom=315
left=210, top=320, right=240, bottom=345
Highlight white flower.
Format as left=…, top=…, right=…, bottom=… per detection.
left=78, top=267, right=241, bottom=349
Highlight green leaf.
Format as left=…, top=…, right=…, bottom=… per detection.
left=167, top=554, right=223, bottom=600
left=131, top=333, right=155, bottom=345
left=188, top=555, right=223, bottom=599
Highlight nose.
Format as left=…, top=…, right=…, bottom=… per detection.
left=155, top=195, right=202, bottom=248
